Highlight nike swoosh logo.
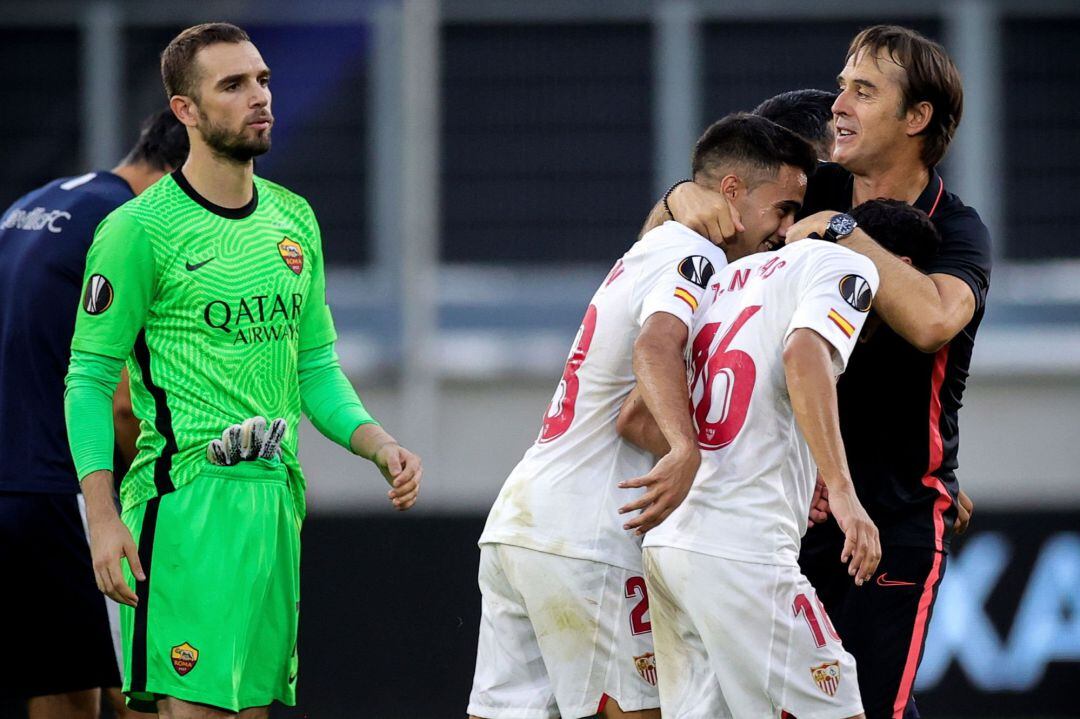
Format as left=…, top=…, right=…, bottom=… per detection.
left=185, top=258, right=214, bottom=271
left=876, top=573, right=918, bottom=587
left=288, top=672, right=297, bottom=683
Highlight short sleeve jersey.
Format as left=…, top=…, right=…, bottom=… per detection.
left=71, top=170, right=336, bottom=515
left=0, top=172, right=134, bottom=493
left=479, top=222, right=728, bottom=572
left=800, top=164, right=992, bottom=552
left=644, top=241, right=879, bottom=567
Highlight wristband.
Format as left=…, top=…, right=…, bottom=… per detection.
left=662, top=179, right=693, bottom=220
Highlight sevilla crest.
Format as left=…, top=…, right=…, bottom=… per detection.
left=811, top=660, right=841, bottom=696
left=634, top=652, right=658, bottom=686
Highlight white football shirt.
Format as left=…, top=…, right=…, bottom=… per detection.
left=644, top=240, right=879, bottom=567
left=480, top=222, right=729, bottom=572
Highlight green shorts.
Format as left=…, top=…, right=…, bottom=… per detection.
left=119, top=459, right=301, bottom=712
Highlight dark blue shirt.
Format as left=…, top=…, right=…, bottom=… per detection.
left=0, top=172, right=134, bottom=493
left=799, top=163, right=993, bottom=553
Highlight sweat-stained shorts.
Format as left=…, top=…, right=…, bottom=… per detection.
left=468, top=543, right=660, bottom=719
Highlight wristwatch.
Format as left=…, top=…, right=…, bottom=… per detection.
left=823, top=213, right=858, bottom=243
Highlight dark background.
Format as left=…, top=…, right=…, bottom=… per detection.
left=278, top=511, right=1079, bottom=717
left=3, top=18, right=1080, bottom=265
left=2, top=511, right=1075, bottom=717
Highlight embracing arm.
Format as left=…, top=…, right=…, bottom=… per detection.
left=639, top=181, right=744, bottom=243
left=840, top=230, right=974, bottom=352
left=616, top=386, right=669, bottom=457
left=784, top=210, right=977, bottom=353
left=615, top=313, right=700, bottom=534
left=631, top=314, right=696, bottom=458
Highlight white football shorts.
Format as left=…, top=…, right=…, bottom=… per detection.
left=643, top=546, right=864, bottom=719
left=467, top=543, right=660, bottom=719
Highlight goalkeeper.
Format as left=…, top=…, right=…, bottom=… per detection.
left=64, top=22, right=421, bottom=717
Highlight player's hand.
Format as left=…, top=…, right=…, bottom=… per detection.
left=88, top=514, right=144, bottom=607
left=373, top=442, right=423, bottom=511
left=667, top=182, right=745, bottom=246
left=954, top=489, right=974, bottom=534
left=807, top=475, right=830, bottom=528
left=782, top=210, right=836, bottom=245
left=207, top=416, right=286, bottom=465
left=827, top=485, right=880, bottom=586
left=617, top=445, right=700, bottom=535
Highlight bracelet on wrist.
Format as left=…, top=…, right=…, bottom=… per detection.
left=662, top=179, right=693, bottom=220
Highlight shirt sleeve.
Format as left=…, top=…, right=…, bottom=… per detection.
left=924, top=208, right=992, bottom=314
left=298, top=205, right=338, bottom=351
left=70, top=209, right=156, bottom=360
left=64, top=349, right=125, bottom=480
left=785, top=245, right=880, bottom=375
left=636, top=223, right=728, bottom=331
left=298, top=342, right=377, bottom=449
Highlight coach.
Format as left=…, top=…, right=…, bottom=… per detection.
left=666, top=25, right=991, bottom=719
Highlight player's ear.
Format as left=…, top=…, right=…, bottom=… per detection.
left=169, top=96, right=199, bottom=128
left=898, top=255, right=913, bottom=266
left=719, top=174, right=741, bottom=199
left=905, top=100, right=933, bottom=137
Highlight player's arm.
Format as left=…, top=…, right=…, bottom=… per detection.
left=296, top=205, right=421, bottom=510
left=784, top=328, right=879, bottom=585
left=65, top=210, right=155, bottom=606
left=785, top=211, right=984, bottom=352
left=616, top=386, right=669, bottom=457
left=297, top=344, right=421, bottom=510
left=784, top=247, right=883, bottom=583
left=639, top=180, right=745, bottom=243
left=617, top=238, right=725, bottom=534
left=617, top=313, right=699, bottom=535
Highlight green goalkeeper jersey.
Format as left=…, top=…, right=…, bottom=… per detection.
left=72, top=170, right=337, bottom=515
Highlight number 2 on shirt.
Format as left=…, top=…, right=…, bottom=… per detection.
left=690, top=305, right=761, bottom=449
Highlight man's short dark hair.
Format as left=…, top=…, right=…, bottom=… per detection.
left=753, top=89, right=838, bottom=160
left=692, top=113, right=817, bottom=189
left=121, top=109, right=189, bottom=172
left=849, top=199, right=940, bottom=269
left=161, top=22, right=251, bottom=99
left=846, top=25, right=963, bottom=168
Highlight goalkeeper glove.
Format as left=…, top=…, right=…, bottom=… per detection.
left=206, top=416, right=287, bottom=466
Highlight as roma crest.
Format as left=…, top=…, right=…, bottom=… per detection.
left=634, top=652, right=657, bottom=686
left=278, top=237, right=304, bottom=275
left=810, top=660, right=841, bottom=697
left=171, top=642, right=199, bottom=676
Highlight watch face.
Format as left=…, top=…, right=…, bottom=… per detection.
left=829, top=214, right=857, bottom=237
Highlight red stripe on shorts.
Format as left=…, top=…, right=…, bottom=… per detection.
left=892, top=346, right=952, bottom=718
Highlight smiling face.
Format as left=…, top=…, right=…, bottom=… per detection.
left=188, top=41, right=273, bottom=163
left=719, top=163, right=807, bottom=261
left=831, top=48, right=914, bottom=174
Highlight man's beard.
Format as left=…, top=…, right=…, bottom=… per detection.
left=199, top=115, right=271, bottom=163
